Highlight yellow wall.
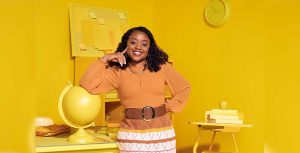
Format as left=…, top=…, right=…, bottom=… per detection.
left=264, top=1, right=300, bottom=153
left=152, top=0, right=264, bottom=152
left=35, top=0, right=154, bottom=124
left=0, top=0, right=35, bottom=152
left=2, top=0, right=300, bottom=152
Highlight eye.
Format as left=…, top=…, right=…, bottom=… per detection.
left=130, top=41, right=136, bottom=45
left=142, top=43, right=148, bottom=47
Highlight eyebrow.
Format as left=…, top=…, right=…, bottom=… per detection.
left=129, top=38, right=149, bottom=43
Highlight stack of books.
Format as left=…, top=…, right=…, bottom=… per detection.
left=205, top=109, right=244, bottom=124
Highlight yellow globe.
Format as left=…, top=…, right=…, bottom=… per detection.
left=58, top=82, right=101, bottom=143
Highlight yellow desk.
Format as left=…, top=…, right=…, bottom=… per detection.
left=189, top=122, right=252, bottom=153
left=36, top=133, right=119, bottom=153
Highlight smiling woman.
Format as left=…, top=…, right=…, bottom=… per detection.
left=125, top=30, right=150, bottom=64
left=106, top=26, right=169, bottom=72
left=79, top=26, right=191, bottom=153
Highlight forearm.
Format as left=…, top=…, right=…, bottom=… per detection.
left=79, top=59, right=107, bottom=94
left=165, top=85, right=191, bottom=113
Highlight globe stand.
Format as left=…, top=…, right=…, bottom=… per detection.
left=58, top=82, right=101, bottom=144
left=68, top=128, right=94, bottom=144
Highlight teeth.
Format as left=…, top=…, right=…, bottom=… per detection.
left=133, top=50, right=142, bottom=55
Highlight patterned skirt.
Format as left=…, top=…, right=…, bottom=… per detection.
left=117, top=114, right=176, bottom=153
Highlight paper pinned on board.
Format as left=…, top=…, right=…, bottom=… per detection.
left=98, top=17, right=105, bottom=25
left=81, top=20, right=94, bottom=47
left=93, top=23, right=113, bottom=51
left=89, top=12, right=97, bottom=19
left=78, top=44, right=87, bottom=51
left=118, top=12, right=126, bottom=20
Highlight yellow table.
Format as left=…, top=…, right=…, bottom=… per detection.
left=36, top=133, right=118, bottom=153
left=189, top=122, right=252, bottom=153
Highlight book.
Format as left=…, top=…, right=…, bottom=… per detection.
left=207, top=114, right=239, bottom=120
left=205, top=119, right=244, bottom=124
left=205, top=110, right=238, bottom=116
left=206, top=113, right=244, bottom=120
left=36, top=124, right=70, bottom=136
left=212, top=109, right=238, bottom=114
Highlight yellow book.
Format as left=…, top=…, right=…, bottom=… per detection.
left=212, top=109, right=238, bottom=113
left=206, top=113, right=244, bottom=120
left=205, top=119, right=244, bottom=124
left=205, top=110, right=238, bottom=116
left=207, top=114, right=239, bottom=120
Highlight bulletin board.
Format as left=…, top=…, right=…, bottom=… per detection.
left=69, top=4, right=128, bottom=57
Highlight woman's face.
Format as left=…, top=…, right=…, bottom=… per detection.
left=126, top=30, right=150, bottom=65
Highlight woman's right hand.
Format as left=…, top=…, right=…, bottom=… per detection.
left=100, top=47, right=127, bottom=66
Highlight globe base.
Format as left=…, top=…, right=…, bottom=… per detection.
left=68, top=128, right=94, bottom=144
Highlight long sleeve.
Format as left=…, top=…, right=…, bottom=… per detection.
left=79, top=59, right=120, bottom=94
left=162, top=63, right=191, bottom=113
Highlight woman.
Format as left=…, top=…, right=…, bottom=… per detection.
left=80, top=26, right=191, bottom=153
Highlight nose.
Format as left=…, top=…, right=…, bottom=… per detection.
left=135, top=42, right=141, bottom=49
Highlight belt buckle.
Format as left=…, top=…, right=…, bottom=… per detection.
left=142, top=106, right=155, bottom=121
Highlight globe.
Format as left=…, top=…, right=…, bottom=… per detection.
left=58, top=82, right=101, bottom=144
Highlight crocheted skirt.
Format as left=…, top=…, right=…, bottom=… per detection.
left=117, top=114, right=176, bottom=153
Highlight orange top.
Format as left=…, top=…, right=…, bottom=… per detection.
left=80, top=59, right=191, bottom=113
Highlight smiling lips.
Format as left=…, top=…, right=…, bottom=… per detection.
left=132, top=50, right=142, bottom=55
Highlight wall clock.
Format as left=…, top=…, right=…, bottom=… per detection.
left=204, top=0, right=231, bottom=27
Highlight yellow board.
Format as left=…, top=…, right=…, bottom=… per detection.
left=69, top=4, right=128, bottom=57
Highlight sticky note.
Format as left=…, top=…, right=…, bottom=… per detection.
left=81, top=20, right=94, bottom=47
left=118, top=12, right=126, bottom=20
left=78, top=44, right=87, bottom=51
left=107, top=20, right=122, bottom=49
left=98, top=18, right=105, bottom=25
left=93, top=23, right=113, bottom=51
left=89, top=12, right=97, bottom=19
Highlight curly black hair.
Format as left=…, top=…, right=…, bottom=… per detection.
left=108, top=26, right=168, bottom=72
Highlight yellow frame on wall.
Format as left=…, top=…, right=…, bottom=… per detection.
left=69, top=4, right=128, bottom=57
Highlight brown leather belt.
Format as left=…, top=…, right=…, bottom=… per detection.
left=125, top=105, right=167, bottom=121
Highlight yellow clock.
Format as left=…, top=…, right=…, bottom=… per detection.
left=204, top=0, right=231, bottom=27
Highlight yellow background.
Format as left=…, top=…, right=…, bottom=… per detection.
left=0, top=0, right=299, bottom=153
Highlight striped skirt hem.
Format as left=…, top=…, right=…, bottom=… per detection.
left=117, top=126, right=176, bottom=153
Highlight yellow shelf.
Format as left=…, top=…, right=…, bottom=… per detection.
left=105, top=98, right=120, bottom=102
